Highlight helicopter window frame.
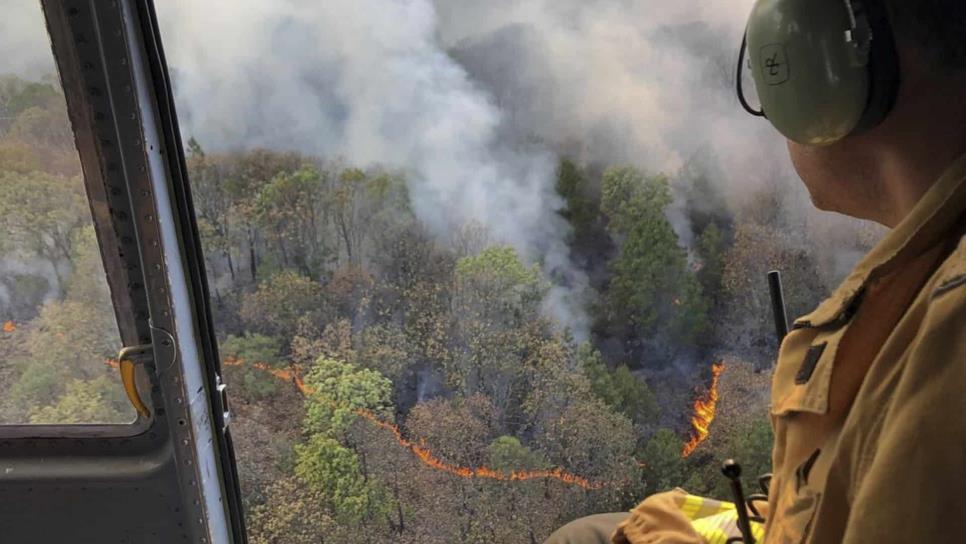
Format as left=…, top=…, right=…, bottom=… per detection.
left=0, top=1, right=167, bottom=439
left=0, top=2, right=246, bottom=540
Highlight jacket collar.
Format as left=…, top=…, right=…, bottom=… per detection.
left=795, top=153, right=966, bottom=329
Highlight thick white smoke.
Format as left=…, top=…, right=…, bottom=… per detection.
left=6, top=0, right=867, bottom=334
left=156, top=0, right=810, bottom=248
left=158, top=1, right=563, bottom=237
left=429, top=0, right=879, bottom=277
left=155, top=0, right=843, bottom=336
left=0, top=0, right=876, bottom=334
left=433, top=0, right=792, bottom=196
left=0, top=2, right=54, bottom=80
left=156, top=0, right=591, bottom=333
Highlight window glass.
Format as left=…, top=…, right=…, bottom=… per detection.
left=0, top=2, right=132, bottom=425
left=156, top=1, right=879, bottom=541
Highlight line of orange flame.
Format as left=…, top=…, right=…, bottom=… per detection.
left=221, top=357, right=604, bottom=489
left=2, top=321, right=15, bottom=333
left=681, top=362, right=725, bottom=458
left=108, top=355, right=603, bottom=487
left=103, top=354, right=719, bottom=485
left=356, top=408, right=604, bottom=488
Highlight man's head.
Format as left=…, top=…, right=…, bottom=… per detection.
left=746, top=0, right=966, bottom=226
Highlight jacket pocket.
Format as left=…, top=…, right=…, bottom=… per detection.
left=770, top=489, right=820, bottom=544
left=768, top=452, right=823, bottom=544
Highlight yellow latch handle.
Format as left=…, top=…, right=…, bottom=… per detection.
left=118, top=344, right=153, bottom=419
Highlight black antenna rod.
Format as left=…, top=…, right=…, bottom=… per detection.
left=767, top=271, right=789, bottom=343
left=723, top=460, right=756, bottom=544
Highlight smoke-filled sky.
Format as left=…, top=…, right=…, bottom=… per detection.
left=150, top=0, right=798, bottom=333
left=1, top=2, right=54, bottom=79
left=7, top=0, right=853, bottom=333
left=152, top=0, right=792, bottom=198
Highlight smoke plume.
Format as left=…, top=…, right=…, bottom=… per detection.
left=155, top=0, right=599, bottom=332
left=8, top=0, right=867, bottom=334
left=0, top=2, right=54, bottom=80
left=150, top=0, right=827, bottom=335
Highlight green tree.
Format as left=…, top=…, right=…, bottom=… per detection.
left=487, top=435, right=549, bottom=473
left=0, top=139, right=42, bottom=174
left=1, top=227, right=126, bottom=424
left=535, top=394, right=640, bottom=502
left=578, top=344, right=659, bottom=427
left=301, top=357, right=393, bottom=439
left=28, top=377, right=127, bottom=424
left=454, top=245, right=544, bottom=324
left=0, top=78, right=80, bottom=175
left=640, top=428, right=687, bottom=496
left=187, top=139, right=240, bottom=281
left=448, top=247, right=550, bottom=419
left=600, top=166, right=709, bottom=355
left=726, top=417, right=773, bottom=497
left=240, top=271, right=329, bottom=343
left=696, top=222, right=727, bottom=304
left=556, top=159, right=599, bottom=242
left=325, top=168, right=407, bottom=266
left=255, top=166, right=329, bottom=275
left=220, top=334, right=285, bottom=401
left=248, top=476, right=349, bottom=544
left=221, top=334, right=284, bottom=366
left=296, top=357, right=395, bottom=528
left=672, top=274, right=711, bottom=346
left=0, top=171, right=88, bottom=290
left=223, top=149, right=309, bottom=281
left=2, top=297, right=125, bottom=423
left=294, top=435, right=387, bottom=523
left=354, top=323, right=411, bottom=382
left=405, top=395, right=499, bottom=467
left=8, top=104, right=74, bottom=152
left=0, top=77, right=59, bottom=117
left=601, top=167, right=681, bottom=328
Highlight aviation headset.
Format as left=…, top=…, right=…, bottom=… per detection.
left=738, top=0, right=901, bottom=145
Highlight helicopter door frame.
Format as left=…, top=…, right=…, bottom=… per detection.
left=0, top=1, right=246, bottom=542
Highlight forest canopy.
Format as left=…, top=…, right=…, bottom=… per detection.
left=0, top=74, right=876, bottom=543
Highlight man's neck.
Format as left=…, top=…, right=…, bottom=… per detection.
left=869, top=76, right=966, bottom=228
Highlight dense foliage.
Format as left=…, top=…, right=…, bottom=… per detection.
left=0, top=75, right=874, bottom=542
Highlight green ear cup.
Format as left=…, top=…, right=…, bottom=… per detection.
left=849, top=0, right=900, bottom=134
left=746, top=0, right=871, bottom=145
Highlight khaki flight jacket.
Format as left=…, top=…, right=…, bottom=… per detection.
left=615, top=154, right=966, bottom=544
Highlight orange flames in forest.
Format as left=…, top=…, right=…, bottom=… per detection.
left=681, top=362, right=725, bottom=458
left=357, top=409, right=604, bottom=489
left=2, top=321, right=15, bottom=333
left=110, top=354, right=719, bottom=485
left=222, top=358, right=308, bottom=393
left=223, top=357, right=603, bottom=489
